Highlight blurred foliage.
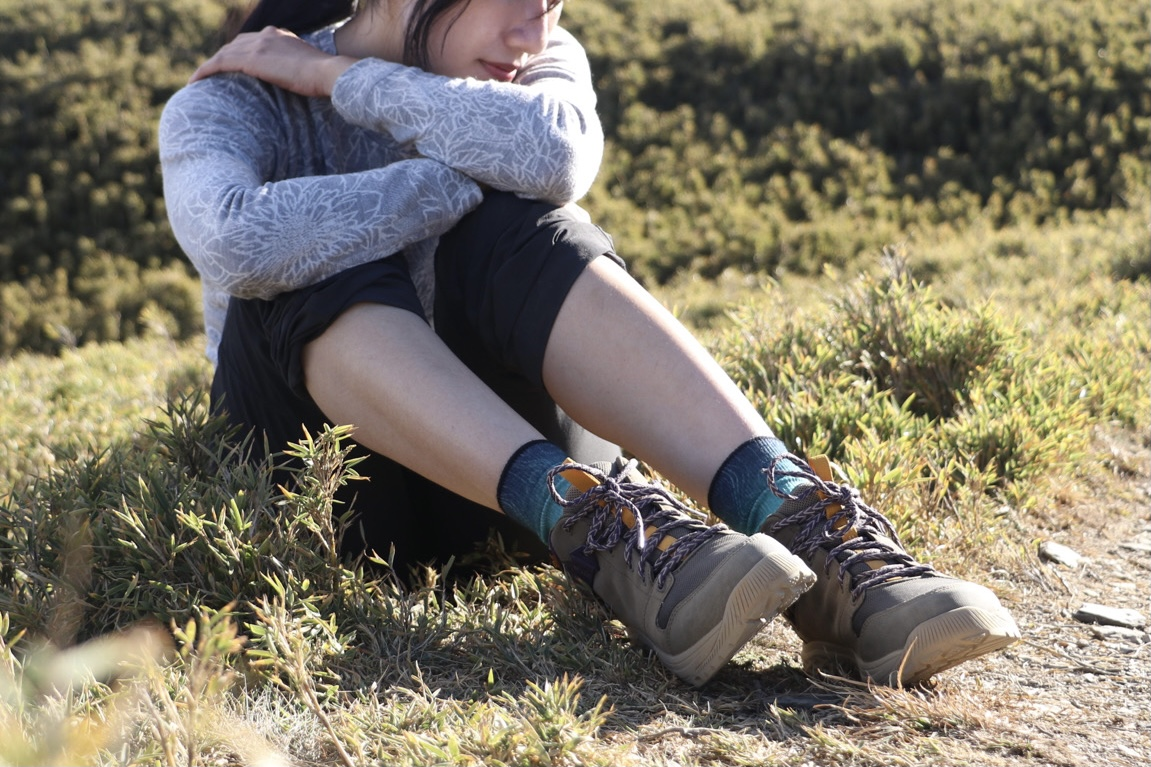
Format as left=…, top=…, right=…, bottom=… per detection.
left=0, top=0, right=1148, bottom=353
left=565, top=0, right=1150, bottom=282
left=0, top=0, right=236, bottom=354
left=0, top=0, right=229, bottom=278
left=0, top=337, right=210, bottom=495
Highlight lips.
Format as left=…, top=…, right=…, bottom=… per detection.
left=480, top=60, right=518, bottom=82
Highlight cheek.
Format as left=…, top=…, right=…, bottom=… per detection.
left=428, top=45, right=471, bottom=79
left=426, top=20, right=478, bottom=76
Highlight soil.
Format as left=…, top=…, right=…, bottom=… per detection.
left=967, top=428, right=1151, bottom=766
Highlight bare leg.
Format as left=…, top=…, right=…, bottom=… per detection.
left=542, top=256, right=770, bottom=502
left=304, top=256, right=768, bottom=510
left=302, top=303, right=543, bottom=509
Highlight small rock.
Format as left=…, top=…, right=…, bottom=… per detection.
left=1073, top=602, right=1147, bottom=629
left=1039, top=540, right=1083, bottom=568
left=1090, top=625, right=1149, bottom=644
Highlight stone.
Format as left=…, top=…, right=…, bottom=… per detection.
left=1039, top=540, right=1083, bottom=568
left=1090, top=625, right=1149, bottom=644
left=1073, top=602, right=1147, bottom=630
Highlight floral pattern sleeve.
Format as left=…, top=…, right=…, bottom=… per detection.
left=330, top=27, right=603, bottom=204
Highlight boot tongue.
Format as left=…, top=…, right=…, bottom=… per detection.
left=809, top=455, right=885, bottom=574
left=560, top=460, right=676, bottom=552
left=560, top=465, right=599, bottom=493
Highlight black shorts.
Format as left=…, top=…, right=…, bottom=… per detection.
left=211, top=192, right=623, bottom=571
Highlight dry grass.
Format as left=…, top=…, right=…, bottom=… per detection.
left=5, top=381, right=1146, bottom=767
left=0, top=216, right=1148, bottom=766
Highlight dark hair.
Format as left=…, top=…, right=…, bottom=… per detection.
left=403, top=0, right=472, bottom=70
left=237, top=0, right=356, bottom=36
left=232, top=0, right=472, bottom=70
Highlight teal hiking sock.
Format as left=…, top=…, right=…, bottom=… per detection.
left=496, top=440, right=573, bottom=545
left=707, top=436, right=813, bottom=535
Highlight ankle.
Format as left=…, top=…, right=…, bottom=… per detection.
left=708, top=437, right=813, bottom=534
left=496, top=440, right=571, bottom=544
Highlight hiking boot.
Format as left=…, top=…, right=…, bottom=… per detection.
left=548, top=458, right=815, bottom=686
left=761, top=454, right=1021, bottom=687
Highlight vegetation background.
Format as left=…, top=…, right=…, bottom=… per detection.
left=0, top=0, right=1147, bottom=764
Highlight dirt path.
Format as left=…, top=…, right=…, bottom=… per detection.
left=970, top=429, right=1151, bottom=766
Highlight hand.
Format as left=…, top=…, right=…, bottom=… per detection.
left=189, top=26, right=357, bottom=98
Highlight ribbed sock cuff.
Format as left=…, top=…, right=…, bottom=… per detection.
left=707, top=436, right=810, bottom=534
left=496, top=440, right=572, bottom=544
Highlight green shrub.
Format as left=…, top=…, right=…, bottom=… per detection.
left=711, top=258, right=1134, bottom=512
left=0, top=0, right=230, bottom=354
left=0, top=252, right=202, bottom=356
left=0, top=0, right=232, bottom=281
left=2, top=0, right=1148, bottom=354
left=830, top=259, right=1010, bottom=420
left=566, top=0, right=1150, bottom=281
left=0, top=393, right=335, bottom=639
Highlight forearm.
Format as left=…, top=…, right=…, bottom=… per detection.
left=164, top=158, right=482, bottom=299
left=161, top=72, right=485, bottom=299
left=329, top=27, right=603, bottom=204
left=333, top=61, right=603, bottom=203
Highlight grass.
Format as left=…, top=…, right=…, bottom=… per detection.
left=0, top=207, right=1148, bottom=765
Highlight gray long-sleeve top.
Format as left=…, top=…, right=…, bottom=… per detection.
left=159, top=24, right=603, bottom=364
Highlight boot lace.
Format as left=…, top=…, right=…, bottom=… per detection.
left=549, top=460, right=724, bottom=589
left=764, top=454, right=934, bottom=599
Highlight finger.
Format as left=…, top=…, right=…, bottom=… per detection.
left=188, top=56, right=219, bottom=83
left=187, top=30, right=261, bottom=82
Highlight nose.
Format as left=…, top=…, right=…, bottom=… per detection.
left=506, top=1, right=552, bottom=56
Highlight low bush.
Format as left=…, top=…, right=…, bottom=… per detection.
left=0, top=394, right=618, bottom=764
left=567, top=0, right=1150, bottom=283
left=1, top=0, right=1147, bottom=350
left=712, top=249, right=1145, bottom=525
left=0, top=250, right=1146, bottom=763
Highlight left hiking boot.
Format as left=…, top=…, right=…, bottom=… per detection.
left=761, top=454, right=1021, bottom=686
left=549, top=458, right=814, bottom=686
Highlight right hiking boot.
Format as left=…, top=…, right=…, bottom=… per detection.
left=548, top=458, right=815, bottom=687
left=761, top=454, right=1022, bottom=686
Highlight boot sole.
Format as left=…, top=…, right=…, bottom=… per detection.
left=803, top=605, right=1022, bottom=687
left=654, top=549, right=815, bottom=687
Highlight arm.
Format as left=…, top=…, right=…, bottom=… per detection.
left=331, top=27, right=604, bottom=204
left=190, top=25, right=603, bottom=205
left=159, top=74, right=482, bottom=300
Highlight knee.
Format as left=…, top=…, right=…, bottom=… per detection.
left=441, top=192, right=565, bottom=261
left=472, top=189, right=557, bottom=223
left=437, top=192, right=611, bottom=283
